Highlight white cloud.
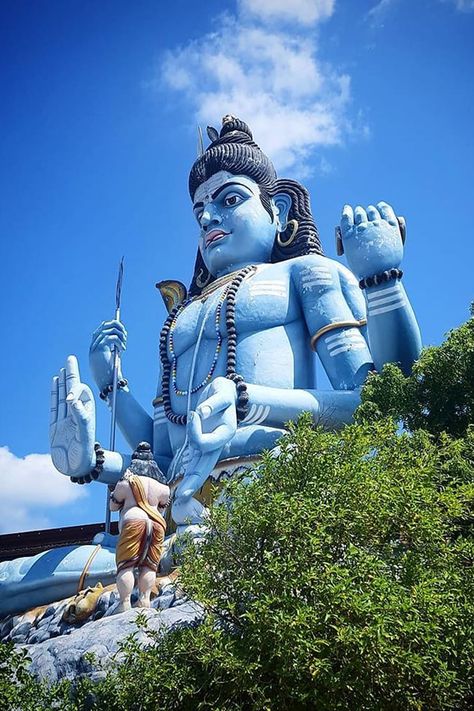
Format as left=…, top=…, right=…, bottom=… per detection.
left=367, top=0, right=396, bottom=28
left=446, top=0, right=474, bottom=10
left=158, top=6, right=359, bottom=176
left=238, top=0, right=335, bottom=25
left=368, top=0, right=474, bottom=25
left=0, top=446, right=87, bottom=534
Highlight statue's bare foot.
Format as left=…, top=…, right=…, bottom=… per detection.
left=114, top=600, right=131, bottom=614
left=136, top=598, right=151, bottom=608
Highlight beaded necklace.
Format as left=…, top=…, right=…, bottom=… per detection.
left=159, top=264, right=256, bottom=425
left=168, top=285, right=228, bottom=396
left=199, top=266, right=248, bottom=299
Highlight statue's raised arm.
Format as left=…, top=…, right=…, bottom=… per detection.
left=50, top=355, right=126, bottom=484
left=50, top=355, right=96, bottom=478
left=339, top=201, right=421, bottom=374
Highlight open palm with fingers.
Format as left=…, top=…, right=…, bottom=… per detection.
left=340, top=201, right=405, bottom=280
left=50, top=355, right=96, bottom=476
left=176, top=377, right=237, bottom=500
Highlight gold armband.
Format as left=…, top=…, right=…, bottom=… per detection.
left=310, top=319, right=367, bottom=351
left=152, top=395, right=164, bottom=407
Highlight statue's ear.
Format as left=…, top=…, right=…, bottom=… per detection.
left=272, top=192, right=292, bottom=232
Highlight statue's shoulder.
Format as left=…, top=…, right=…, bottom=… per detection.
left=289, top=254, right=340, bottom=279
left=115, top=478, right=130, bottom=493
left=142, top=475, right=169, bottom=494
left=149, top=476, right=168, bottom=490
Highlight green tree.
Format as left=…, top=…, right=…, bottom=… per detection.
left=358, top=309, right=474, bottom=438
left=4, top=311, right=474, bottom=710
left=86, top=416, right=473, bottom=710
left=3, top=418, right=474, bottom=710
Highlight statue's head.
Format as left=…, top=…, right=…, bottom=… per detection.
left=126, top=442, right=167, bottom=484
left=188, top=116, right=323, bottom=294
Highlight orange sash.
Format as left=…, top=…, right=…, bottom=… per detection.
left=127, top=474, right=167, bottom=532
left=115, top=475, right=167, bottom=572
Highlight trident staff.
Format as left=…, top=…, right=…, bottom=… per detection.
left=105, top=257, right=124, bottom=534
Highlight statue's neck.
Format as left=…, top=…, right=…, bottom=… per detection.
left=214, top=261, right=264, bottom=278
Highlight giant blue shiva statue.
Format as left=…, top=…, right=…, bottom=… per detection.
left=0, top=116, right=421, bottom=616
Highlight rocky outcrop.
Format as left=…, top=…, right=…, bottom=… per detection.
left=26, top=600, right=203, bottom=682
left=0, top=583, right=203, bottom=682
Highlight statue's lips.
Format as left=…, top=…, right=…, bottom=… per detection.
left=205, top=229, right=230, bottom=247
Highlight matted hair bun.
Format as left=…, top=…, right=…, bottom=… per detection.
left=219, top=115, right=253, bottom=140
left=189, top=115, right=276, bottom=198
left=128, top=441, right=167, bottom=483
left=132, top=441, right=153, bottom=461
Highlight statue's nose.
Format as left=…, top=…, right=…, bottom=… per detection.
left=201, top=205, right=222, bottom=230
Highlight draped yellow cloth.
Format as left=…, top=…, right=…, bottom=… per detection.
left=115, top=475, right=167, bottom=573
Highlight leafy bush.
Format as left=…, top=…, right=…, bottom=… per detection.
left=140, top=418, right=472, bottom=710
left=0, top=641, right=40, bottom=709
left=3, top=313, right=474, bottom=710
left=358, top=309, right=474, bottom=438
left=5, top=415, right=472, bottom=710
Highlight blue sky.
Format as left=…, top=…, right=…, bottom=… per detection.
left=1, top=0, right=473, bottom=533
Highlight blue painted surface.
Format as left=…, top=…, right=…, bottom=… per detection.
left=81, top=164, right=421, bottom=516
left=0, top=545, right=116, bottom=617
left=1, top=1, right=472, bottom=539
left=5, top=118, right=423, bottom=615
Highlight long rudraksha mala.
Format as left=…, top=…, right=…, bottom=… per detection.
left=169, top=285, right=228, bottom=396
left=159, top=265, right=256, bottom=425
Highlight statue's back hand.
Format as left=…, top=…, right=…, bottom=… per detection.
left=50, top=355, right=96, bottom=476
left=340, top=202, right=404, bottom=279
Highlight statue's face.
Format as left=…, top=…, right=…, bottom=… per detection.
left=193, top=171, right=276, bottom=277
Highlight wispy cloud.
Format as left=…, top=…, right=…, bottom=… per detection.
left=0, top=446, right=87, bottom=534
left=238, top=0, right=335, bottom=25
left=154, top=1, right=362, bottom=176
left=445, top=0, right=474, bottom=11
left=367, top=0, right=397, bottom=28
left=368, top=0, right=474, bottom=26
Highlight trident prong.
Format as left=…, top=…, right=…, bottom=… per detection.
left=105, top=256, right=125, bottom=535
left=197, top=125, right=204, bottom=157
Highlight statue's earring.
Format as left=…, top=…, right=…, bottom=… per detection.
left=196, top=267, right=211, bottom=289
left=277, top=219, right=299, bottom=247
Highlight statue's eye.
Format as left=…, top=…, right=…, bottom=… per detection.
left=224, top=193, right=242, bottom=207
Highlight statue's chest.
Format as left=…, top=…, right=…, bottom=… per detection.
left=170, top=269, right=298, bottom=357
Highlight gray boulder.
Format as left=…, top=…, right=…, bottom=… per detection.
left=27, top=602, right=204, bottom=683
left=28, top=629, right=51, bottom=645
left=11, top=620, right=32, bottom=637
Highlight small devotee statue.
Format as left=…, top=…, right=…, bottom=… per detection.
left=109, top=442, right=170, bottom=612
left=51, top=115, right=421, bottom=526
